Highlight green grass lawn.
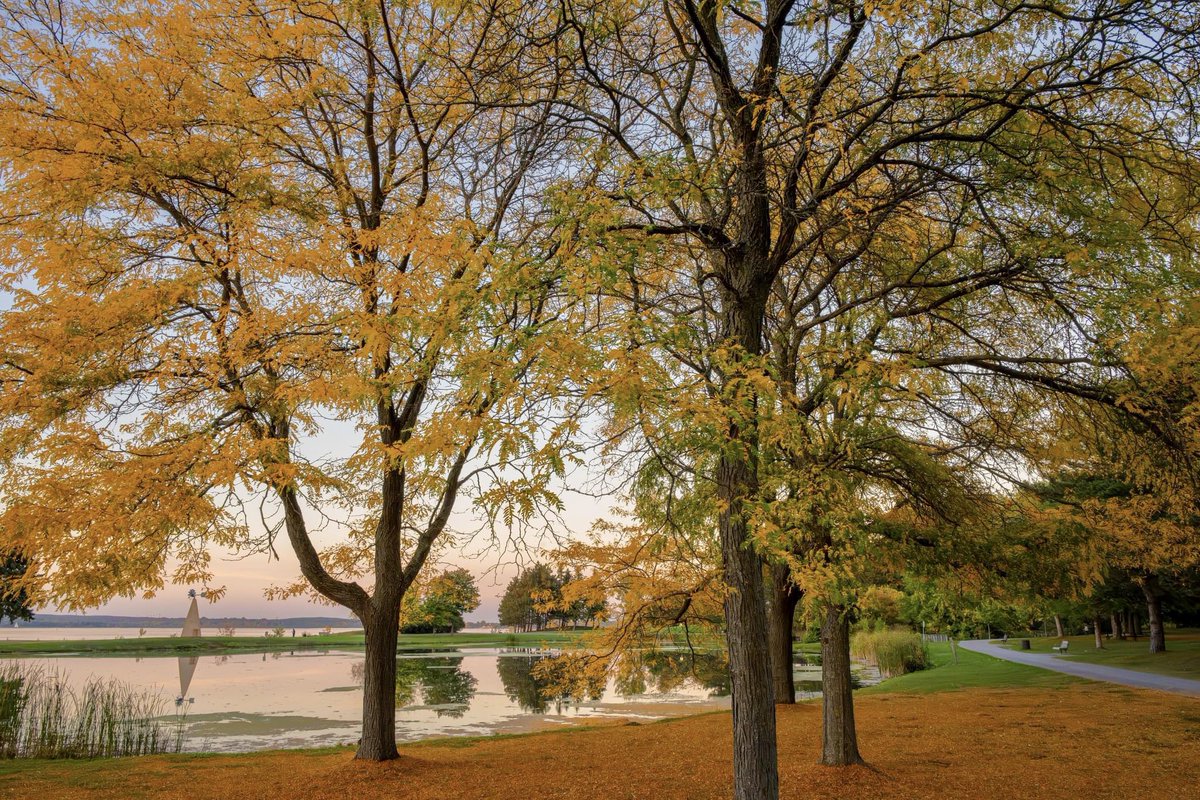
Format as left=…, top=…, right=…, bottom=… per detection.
left=394, top=630, right=588, bottom=650
left=0, top=629, right=588, bottom=656
left=1001, top=629, right=1200, bottom=680
left=0, top=631, right=366, bottom=656
left=860, top=641, right=1079, bottom=694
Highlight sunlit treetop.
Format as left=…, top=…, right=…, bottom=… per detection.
left=0, top=0, right=594, bottom=614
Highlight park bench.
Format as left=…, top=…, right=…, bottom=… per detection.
left=1051, top=640, right=1069, bottom=654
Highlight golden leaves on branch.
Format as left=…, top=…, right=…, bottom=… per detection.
left=0, top=0, right=589, bottom=613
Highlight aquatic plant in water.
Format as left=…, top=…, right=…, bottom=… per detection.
left=0, top=661, right=185, bottom=758
left=849, top=629, right=927, bottom=678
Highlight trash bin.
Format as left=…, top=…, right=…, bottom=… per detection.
left=1019, top=639, right=1031, bottom=650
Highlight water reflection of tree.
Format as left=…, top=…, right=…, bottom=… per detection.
left=613, top=650, right=729, bottom=697
left=496, top=651, right=609, bottom=713
left=390, top=656, right=477, bottom=718
left=496, top=654, right=554, bottom=713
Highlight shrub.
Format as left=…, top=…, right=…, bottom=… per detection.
left=858, top=586, right=905, bottom=627
left=850, top=628, right=927, bottom=678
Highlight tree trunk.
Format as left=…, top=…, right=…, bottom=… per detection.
left=1053, top=614, right=1065, bottom=639
left=715, top=279, right=778, bottom=800
left=1132, top=612, right=1142, bottom=638
left=768, top=562, right=802, bottom=705
left=719, top=466, right=778, bottom=800
left=1092, top=616, right=1103, bottom=650
left=1111, top=612, right=1124, bottom=640
left=356, top=612, right=399, bottom=760
left=820, top=605, right=863, bottom=766
left=1140, top=575, right=1166, bottom=654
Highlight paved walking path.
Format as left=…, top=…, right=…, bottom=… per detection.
left=959, top=639, right=1200, bottom=696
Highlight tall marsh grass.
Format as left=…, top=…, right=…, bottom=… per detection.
left=850, top=628, right=927, bottom=678
left=0, top=661, right=185, bottom=758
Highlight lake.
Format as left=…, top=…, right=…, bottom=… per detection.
left=0, top=627, right=360, bottom=641
left=3, top=646, right=874, bottom=752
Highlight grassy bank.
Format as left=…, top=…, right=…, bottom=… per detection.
left=862, top=642, right=1078, bottom=694
left=0, top=630, right=588, bottom=657
left=1001, top=629, right=1200, bottom=680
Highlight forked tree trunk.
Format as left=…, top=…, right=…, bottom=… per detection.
left=1141, top=575, right=1166, bottom=654
left=768, top=562, right=802, bottom=705
left=1054, top=614, right=1065, bottom=639
left=1092, top=616, right=1103, bottom=650
left=357, top=610, right=400, bottom=760
left=820, top=605, right=863, bottom=766
left=1111, top=613, right=1124, bottom=640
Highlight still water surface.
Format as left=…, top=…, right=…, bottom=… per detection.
left=9, top=647, right=739, bottom=752
left=0, top=627, right=359, bottom=640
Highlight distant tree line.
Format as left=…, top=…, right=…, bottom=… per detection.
left=498, top=564, right=606, bottom=632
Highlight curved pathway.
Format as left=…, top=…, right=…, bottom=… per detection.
left=959, top=639, right=1200, bottom=697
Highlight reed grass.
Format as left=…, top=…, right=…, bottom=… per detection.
left=850, top=628, right=927, bottom=678
left=0, top=661, right=184, bottom=758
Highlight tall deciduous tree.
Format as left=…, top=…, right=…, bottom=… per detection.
left=559, top=1, right=1200, bottom=793
left=400, top=567, right=480, bottom=634
left=0, top=0, right=583, bottom=760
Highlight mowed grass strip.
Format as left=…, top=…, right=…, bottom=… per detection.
left=2, top=682, right=1196, bottom=800
left=861, top=642, right=1080, bottom=693
left=1003, top=630, right=1200, bottom=680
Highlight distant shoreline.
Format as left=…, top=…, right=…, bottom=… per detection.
left=11, top=614, right=362, bottom=629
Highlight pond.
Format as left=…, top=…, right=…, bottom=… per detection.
left=3, top=647, right=876, bottom=752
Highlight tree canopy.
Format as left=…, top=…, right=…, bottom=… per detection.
left=400, top=568, right=480, bottom=634
left=1, top=0, right=1199, bottom=792
left=0, top=0, right=589, bottom=760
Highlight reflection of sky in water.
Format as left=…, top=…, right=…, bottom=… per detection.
left=5, top=648, right=737, bottom=753
left=0, top=627, right=359, bottom=641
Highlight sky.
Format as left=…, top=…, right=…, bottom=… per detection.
left=83, top=489, right=612, bottom=623
left=5, top=255, right=622, bottom=625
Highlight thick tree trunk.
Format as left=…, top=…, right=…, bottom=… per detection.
left=1053, top=614, right=1065, bottom=639
left=715, top=276, right=778, bottom=800
left=719, top=464, right=778, bottom=800
left=768, top=562, right=802, bottom=705
left=1111, top=612, right=1124, bottom=640
left=281, top=485, right=402, bottom=761
left=1092, top=616, right=1103, bottom=650
left=820, top=605, right=863, bottom=766
left=356, top=612, right=399, bottom=760
left=1141, top=576, right=1166, bottom=654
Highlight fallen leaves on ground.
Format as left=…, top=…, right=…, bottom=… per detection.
left=4, top=684, right=1197, bottom=800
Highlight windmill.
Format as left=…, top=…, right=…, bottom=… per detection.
left=177, top=590, right=201, bottom=707
left=181, top=589, right=201, bottom=638
left=176, top=655, right=198, bottom=709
